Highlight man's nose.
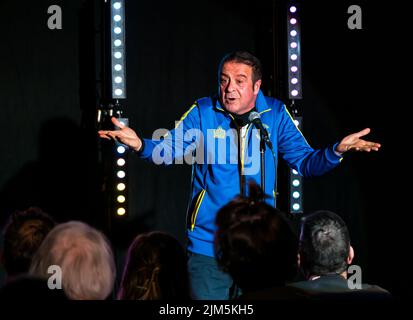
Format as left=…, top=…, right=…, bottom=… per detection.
left=225, top=81, right=235, bottom=92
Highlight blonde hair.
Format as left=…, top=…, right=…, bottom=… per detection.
left=29, top=221, right=116, bottom=300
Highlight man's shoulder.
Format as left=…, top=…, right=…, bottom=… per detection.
left=194, top=96, right=227, bottom=118
left=288, top=275, right=348, bottom=292
left=195, top=96, right=216, bottom=109
left=361, top=283, right=392, bottom=295
left=261, top=95, right=285, bottom=113
left=288, top=278, right=392, bottom=300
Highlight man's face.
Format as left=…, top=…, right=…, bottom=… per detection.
left=219, top=61, right=261, bottom=115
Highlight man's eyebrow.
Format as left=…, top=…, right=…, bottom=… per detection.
left=220, top=73, right=247, bottom=78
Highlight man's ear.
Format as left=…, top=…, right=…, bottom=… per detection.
left=347, top=245, right=355, bottom=265
left=253, top=79, right=262, bottom=95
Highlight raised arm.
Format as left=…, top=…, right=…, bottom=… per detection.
left=335, top=128, right=381, bottom=154
left=98, top=117, right=142, bottom=152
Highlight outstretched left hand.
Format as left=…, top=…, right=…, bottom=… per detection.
left=336, top=128, right=381, bottom=154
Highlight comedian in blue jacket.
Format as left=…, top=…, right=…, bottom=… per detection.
left=99, top=51, right=381, bottom=300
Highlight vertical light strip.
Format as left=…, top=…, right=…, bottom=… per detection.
left=114, top=117, right=129, bottom=216
left=287, top=3, right=302, bottom=99
left=289, top=116, right=304, bottom=214
left=287, top=2, right=304, bottom=214
left=111, top=0, right=126, bottom=99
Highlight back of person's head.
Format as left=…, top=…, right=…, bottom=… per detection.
left=1, top=207, right=56, bottom=277
left=215, top=182, right=298, bottom=292
left=118, top=231, right=190, bottom=300
left=29, top=221, right=116, bottom=300
left=218, top=51, right=263, bottom=84
left=299, top=210, right=351, bottom=277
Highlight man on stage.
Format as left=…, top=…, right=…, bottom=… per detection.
left=99, top=51, right=380, bottom=300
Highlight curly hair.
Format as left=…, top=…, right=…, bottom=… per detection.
left=2, top=207, right=56, bottom=275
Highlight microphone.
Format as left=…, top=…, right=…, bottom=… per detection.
left=248, top=111, right=273, bottom=150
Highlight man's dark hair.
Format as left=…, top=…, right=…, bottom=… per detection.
left=214, top=182, right=298, bottom=292
left=1, top=207, right=56, bottom=276
left=218, top=51, right=263, bottom=84
left=299, top=210, right=351, bottom=277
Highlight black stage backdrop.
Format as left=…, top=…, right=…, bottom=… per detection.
left=0, top=0, right=407, bottom=298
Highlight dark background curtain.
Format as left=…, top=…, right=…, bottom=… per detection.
left=0, top=0, right=407, bottom=297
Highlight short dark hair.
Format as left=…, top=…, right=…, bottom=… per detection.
left=299, top=210, right=351, bottom=276
left=2, top=207, right=56, bottom=276
left=118, top=231, right=190, bottom=300
left=215, top=182, right=298, bottom=291
left=218, top=51, right=263, bottom=84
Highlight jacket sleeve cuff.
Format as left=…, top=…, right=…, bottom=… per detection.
left=327, top=142, right=343, bottom=163
left=133, top=138, right=151, bottom=159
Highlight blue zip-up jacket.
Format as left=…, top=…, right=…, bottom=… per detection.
left=137, top=90, right=342, bottom=257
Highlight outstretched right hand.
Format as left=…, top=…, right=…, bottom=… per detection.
left=98, top=117, right=142, bottom=152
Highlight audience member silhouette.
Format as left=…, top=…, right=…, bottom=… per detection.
left=289, top=210, right=391, bottom=300
left=1, top=207, right=56, bottom=283
left=214, top=182, right=305, bottom=300
left=0, top=274, right=67, bottom=300
left=29, top=221, right=116, bottom=300
left=118, top=231, right=191, bottom=300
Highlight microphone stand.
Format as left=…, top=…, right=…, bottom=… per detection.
left=258, top=128, right=276, bottom=207
left=260, top=131, right=266, bottom=194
